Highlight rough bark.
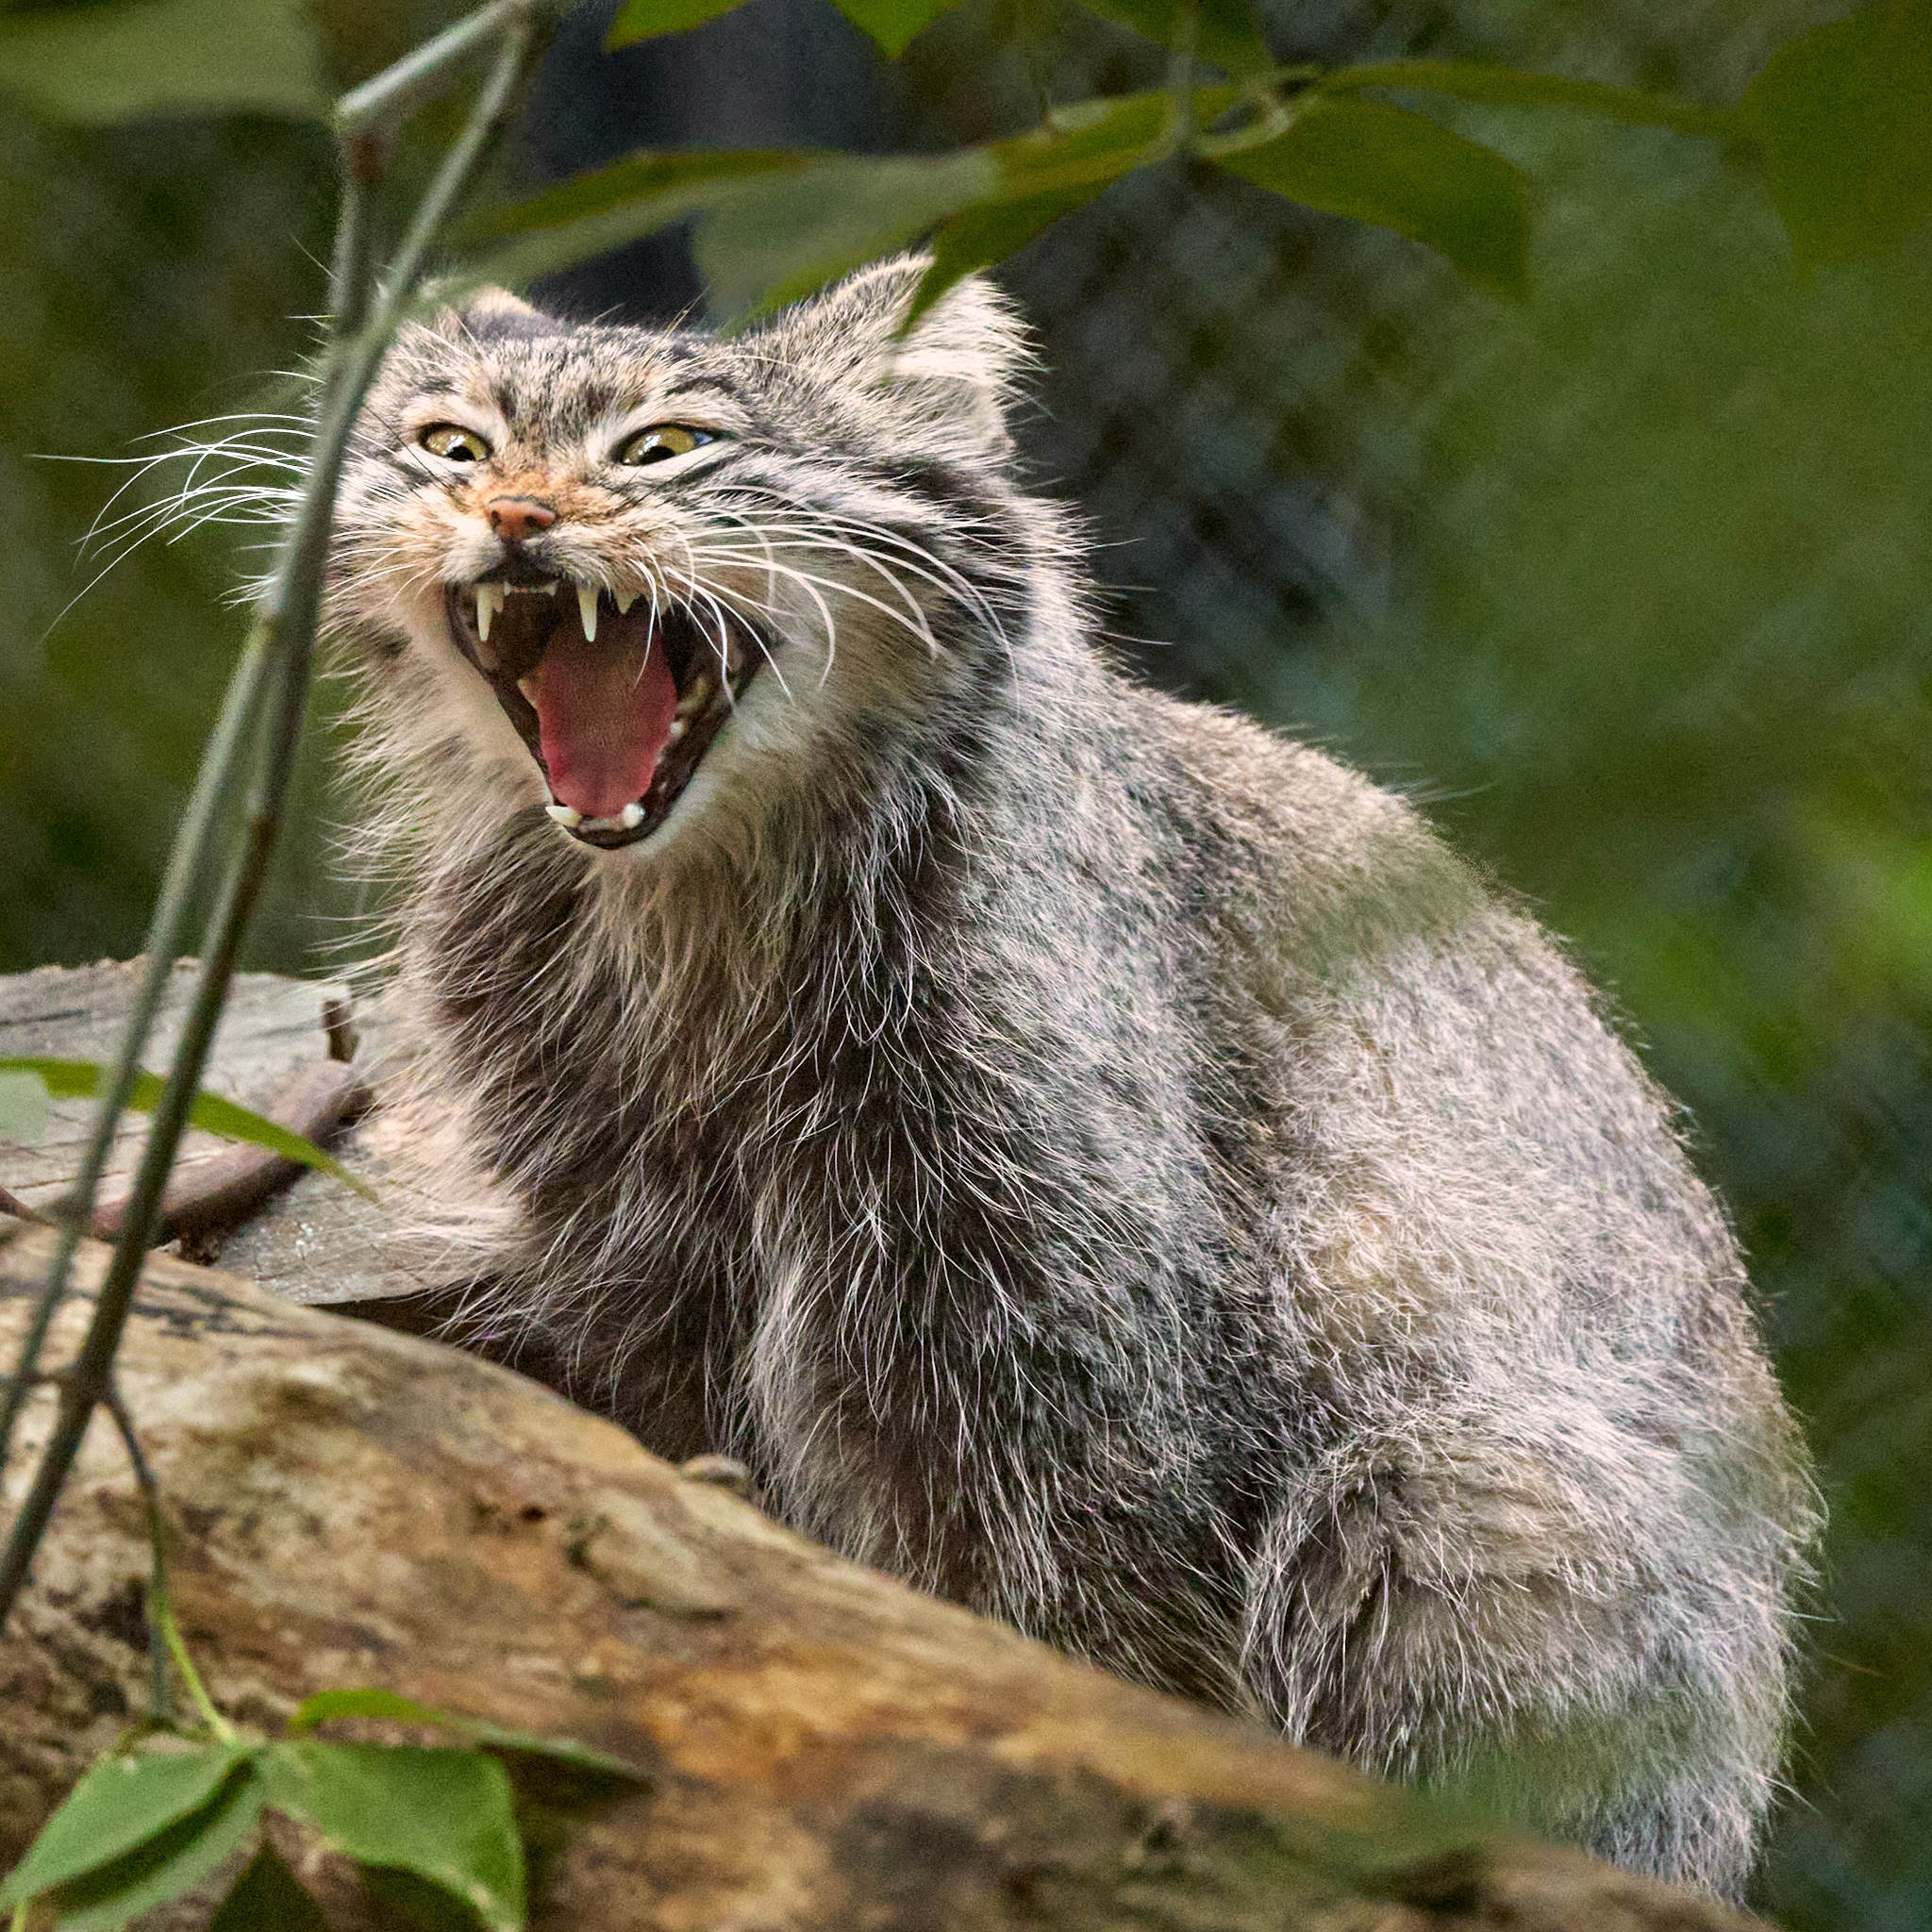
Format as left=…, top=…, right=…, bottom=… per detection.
left=0, top=1224, right=1769, bottom=1931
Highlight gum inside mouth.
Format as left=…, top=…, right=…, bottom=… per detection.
left=443, top=577, right=759, bottom=848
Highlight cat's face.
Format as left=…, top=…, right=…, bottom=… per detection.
left=329, top=261, right=1032, bottom=869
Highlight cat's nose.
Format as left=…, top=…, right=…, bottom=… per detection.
left=486, top=496, right=558, bottom=543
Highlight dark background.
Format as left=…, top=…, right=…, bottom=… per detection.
left=4, top=2, right=1929, bottom=1922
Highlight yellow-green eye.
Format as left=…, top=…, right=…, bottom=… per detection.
left=420, top=424, right=491, bottom=462
left=616, top=424, right=716, bottom=466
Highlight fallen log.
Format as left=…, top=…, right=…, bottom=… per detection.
left=0, top=1223, right=1767, bottom=1929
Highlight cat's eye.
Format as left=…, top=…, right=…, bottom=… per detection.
left=420, top=424, right=491, bottom=462
left=616, top=425, right=718, bottom=466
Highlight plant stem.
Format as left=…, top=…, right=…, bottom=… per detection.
left=104, top=1380, right=172, bottom=1726
left=0, top=628, right=272, bottom=1491
left=334, top=0, right=541, bottom=137
left=1167, top=0, right=1202, bottom=154
left=0, top=7, right=549, bottom=1633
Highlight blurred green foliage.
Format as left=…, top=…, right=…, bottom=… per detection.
left=1, top=2, right=1929, bottom=1926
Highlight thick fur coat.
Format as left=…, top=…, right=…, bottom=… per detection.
left=324, top=259, right=1819, bottom=1897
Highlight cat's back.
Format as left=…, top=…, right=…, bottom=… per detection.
left=1115, top=682, right=1780, bottom=1416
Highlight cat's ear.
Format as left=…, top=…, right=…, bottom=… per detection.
left=764, top=257, right=1029, bottom=462
left=425, top=285, right=556, bottom=341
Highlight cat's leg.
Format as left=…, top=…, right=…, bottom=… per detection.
left=1238, top=1420, right=1788, bottom=1900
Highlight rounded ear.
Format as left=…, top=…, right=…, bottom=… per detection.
left=758, top=257, right=1033, bottom=462
left=425, top=284, right=558, bottom=341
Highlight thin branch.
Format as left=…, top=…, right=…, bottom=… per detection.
left=103, top=1380, right=172, bottom=1726
left=334, top=0, right=541, bottom=138
left=0, top=628, right=272, bottom=1489
left=1167, top=0, right=1202, bottom=154
left=0, top=7, right=551, bottom=1632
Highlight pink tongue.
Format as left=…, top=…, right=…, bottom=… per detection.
left=528, top=623, right=677, bottom=820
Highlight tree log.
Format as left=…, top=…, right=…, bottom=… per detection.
left=0, top=1223, right=1769, bottom=1930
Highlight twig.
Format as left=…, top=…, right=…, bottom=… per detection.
left=0, top=3, right=550, bottom=1631
left=1167, top=0, right=1203, bottom=154
left=0, top=629, right=272, bottom=1490
left=90, top=1060, right=373, bottom=1248
left=103, top=1380, right=172, bottom=1726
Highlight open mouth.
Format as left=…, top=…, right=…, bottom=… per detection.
left=443, top=575, right=762, bottom=849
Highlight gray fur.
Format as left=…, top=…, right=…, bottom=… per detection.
left=322, top=259, right=1819, bottom=1898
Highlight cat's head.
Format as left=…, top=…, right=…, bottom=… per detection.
left=330, top=258, right=1051, bottom=874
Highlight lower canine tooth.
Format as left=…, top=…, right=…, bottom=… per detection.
left=545, top=803, right=582, bottom=828
left=517, top=675, right=537, bottom=702
left=619, top=803, right=644, bottom=829
left=676, top=675, right=711, bottom=717
left=667, top=717, right=687, bottom=742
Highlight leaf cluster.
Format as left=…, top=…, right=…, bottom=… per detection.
left=0, top=0, right=1924, bottom=324
left=0, top=1689, right=645, bottom=1932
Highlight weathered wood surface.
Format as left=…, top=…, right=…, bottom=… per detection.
left=0, top=1224, right=1768, bottom=1930
left=0, top=961, right=404, bottom=1304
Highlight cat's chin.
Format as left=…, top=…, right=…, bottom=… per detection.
left=441, top=577, right=763, bottom=850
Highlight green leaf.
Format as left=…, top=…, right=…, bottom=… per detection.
left=1322, top=58, right=1734, bottom=140
left=1074, top=0, right=1273, bottom=78
left=286, top=1686, right=451, bottom=1736
left=1, top=1746, right=249, bottom=1907
left=0, top=1068, right=48, bottom=1146
left=693, top=150, right=995, bottom=319
left=455, top=148, right=817, bottom=292
left=260, top=1743, right=524, bottom=1932
left=455, top=85, right=1224, bottom=321
left=0, top=0, right=326, bottom=124
left=208, top=1843, right=334, bottom=1932
left=1738, top=0, right=1932, bottom=270
left=287, top=1686, right=650, bottom=1780
left=441, top=1719, right=651, bottom=1782
left=903, top=89, right=1201, bottom=325
left=0, top=1058, right=374, bottom=1202
left=605, top=0, right=758, bottom=47
left=1215, top=96, right=1529, bottom=298
left=44, top=1766, right=263, bottom=1932
left=828, top=0, right=968, bottom=58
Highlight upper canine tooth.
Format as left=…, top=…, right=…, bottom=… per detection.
left=475, top=582, right=502, bottom=642
left=576, top=585, right=598, bottom=641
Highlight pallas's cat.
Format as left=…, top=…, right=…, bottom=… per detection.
left=325, top=259, right=1817, bottom=1896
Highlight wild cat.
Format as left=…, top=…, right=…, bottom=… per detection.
left=316, top=258, right=1817, bottom=1897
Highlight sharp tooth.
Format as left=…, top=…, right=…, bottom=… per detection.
left=545, top=803, right=582, bottom=828
left=676, top=675, right=712, bottom=717
left=517, top=675, right=538, bottom=703
left=475, top=582, right=501, bottom=641
left=614, top=590, right=637, bottom=615
left=619, top=803, right=644, bottom=829
left=577, top=585, right=598, bottom=641
left=667, top=717, right=687, bottom=742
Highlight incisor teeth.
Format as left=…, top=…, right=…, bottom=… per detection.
left=475, top=582, right=502, bottom=642
left=545, top=803, right=581, bottom=828
left=577, top=585, right=598, bottom=641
